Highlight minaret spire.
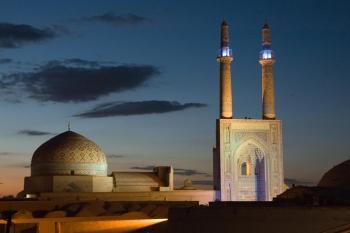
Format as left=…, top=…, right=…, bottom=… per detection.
left=217, top=20, right=233, bottom=119
left=259, top=22, right=276, bottom=120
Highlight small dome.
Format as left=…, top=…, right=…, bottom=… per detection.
left=262, top=23, right=269, bottom=29
left=318, top=159, right=350, bottom=189
left=31, top=131, right=107, bottom=176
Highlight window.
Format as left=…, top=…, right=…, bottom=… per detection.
left=241, top=162, right=247, bottom=176
left=241, top=162, right=251, bottom=176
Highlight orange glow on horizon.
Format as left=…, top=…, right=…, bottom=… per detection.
left=58, top=218, right=168, bottom=233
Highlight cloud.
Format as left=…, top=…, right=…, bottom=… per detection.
left=0, top=152, right=17, bottom=157
left=0, top=61, right=159, bottom=102
left=5, top=163, right=30, bottom=168
left=174, top=168, right=209, bottom=176
left=0, top=23, right=61, bottom=48
left=61, top=58, right=100, bottom=67
left=191, top=180, right=213, bottom=186
left=129, top=165, right=211, bottom=177
left=0, top=58, right=13, bottom=64
left=82, top=12, right=148, bottom=26
left=107, top=154, right=125, bottom=159
left=129, top=165, right=155, bottom=171
left=45, top=58, right=115, bottom=68
left=18, top=130, right=53, bottom=136
left=74, top=100, right=207, bottom=118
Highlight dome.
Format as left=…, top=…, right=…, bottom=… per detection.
left=318, top=159, right=350, bottom=189
left=31, top=131, right=107, bottom=176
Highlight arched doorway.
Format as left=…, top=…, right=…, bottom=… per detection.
left=236, top=142, right=267, bottom=201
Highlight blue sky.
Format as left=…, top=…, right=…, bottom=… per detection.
left=0, top=0, right=349, bottom=195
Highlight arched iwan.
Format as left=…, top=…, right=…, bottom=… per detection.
left=232, top=138, right=271, bottom=201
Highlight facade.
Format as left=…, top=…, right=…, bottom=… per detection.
left=213, top=22, right=285, bottom=201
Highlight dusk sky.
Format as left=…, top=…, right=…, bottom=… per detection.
left=0, top=0, right=349, bottom=195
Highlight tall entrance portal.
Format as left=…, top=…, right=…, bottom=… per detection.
left=236, top=142, right=266, bottom=201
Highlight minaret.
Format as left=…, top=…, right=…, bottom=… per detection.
left=217, top=21, right=233, bottom=119
left=213, top=21, right=284, bottom=201
left=259, top=23, right=276, bottom=119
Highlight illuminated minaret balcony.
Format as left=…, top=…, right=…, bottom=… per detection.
left=259, top=48, right=274, bottom=60
left=218, top=46, right=232, bottom=57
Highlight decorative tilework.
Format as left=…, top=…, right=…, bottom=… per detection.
left=31, top=131, right=107, bottom=176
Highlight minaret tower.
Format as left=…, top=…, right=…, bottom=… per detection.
left=213, top=21, right=284, bottom=202
left=218, top=21, right=233, bottom=119
left=259, top=22, right=276, bottom=119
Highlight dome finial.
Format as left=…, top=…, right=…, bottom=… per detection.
left=68, top=121, right=71, bottom=131
left=263, top=17, right=269, bottom=29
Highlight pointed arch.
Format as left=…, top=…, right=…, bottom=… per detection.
left=234, top=136, right=269, bottom=162
left=233, top=137, right=271, bottom=201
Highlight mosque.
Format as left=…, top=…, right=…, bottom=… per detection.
left=22, top=21, right=284, bottom=203
left=1, top=20, right=350, bottom=233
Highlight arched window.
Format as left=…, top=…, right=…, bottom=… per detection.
left=241, top=162, right=247, bottom=176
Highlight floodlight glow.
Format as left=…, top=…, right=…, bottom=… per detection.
left=218, top=47, right=232, bottom=57
left=260, top=49, right=274, bottom=60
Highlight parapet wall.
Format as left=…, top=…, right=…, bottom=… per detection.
left=39, top=190, right=215, bottom=204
